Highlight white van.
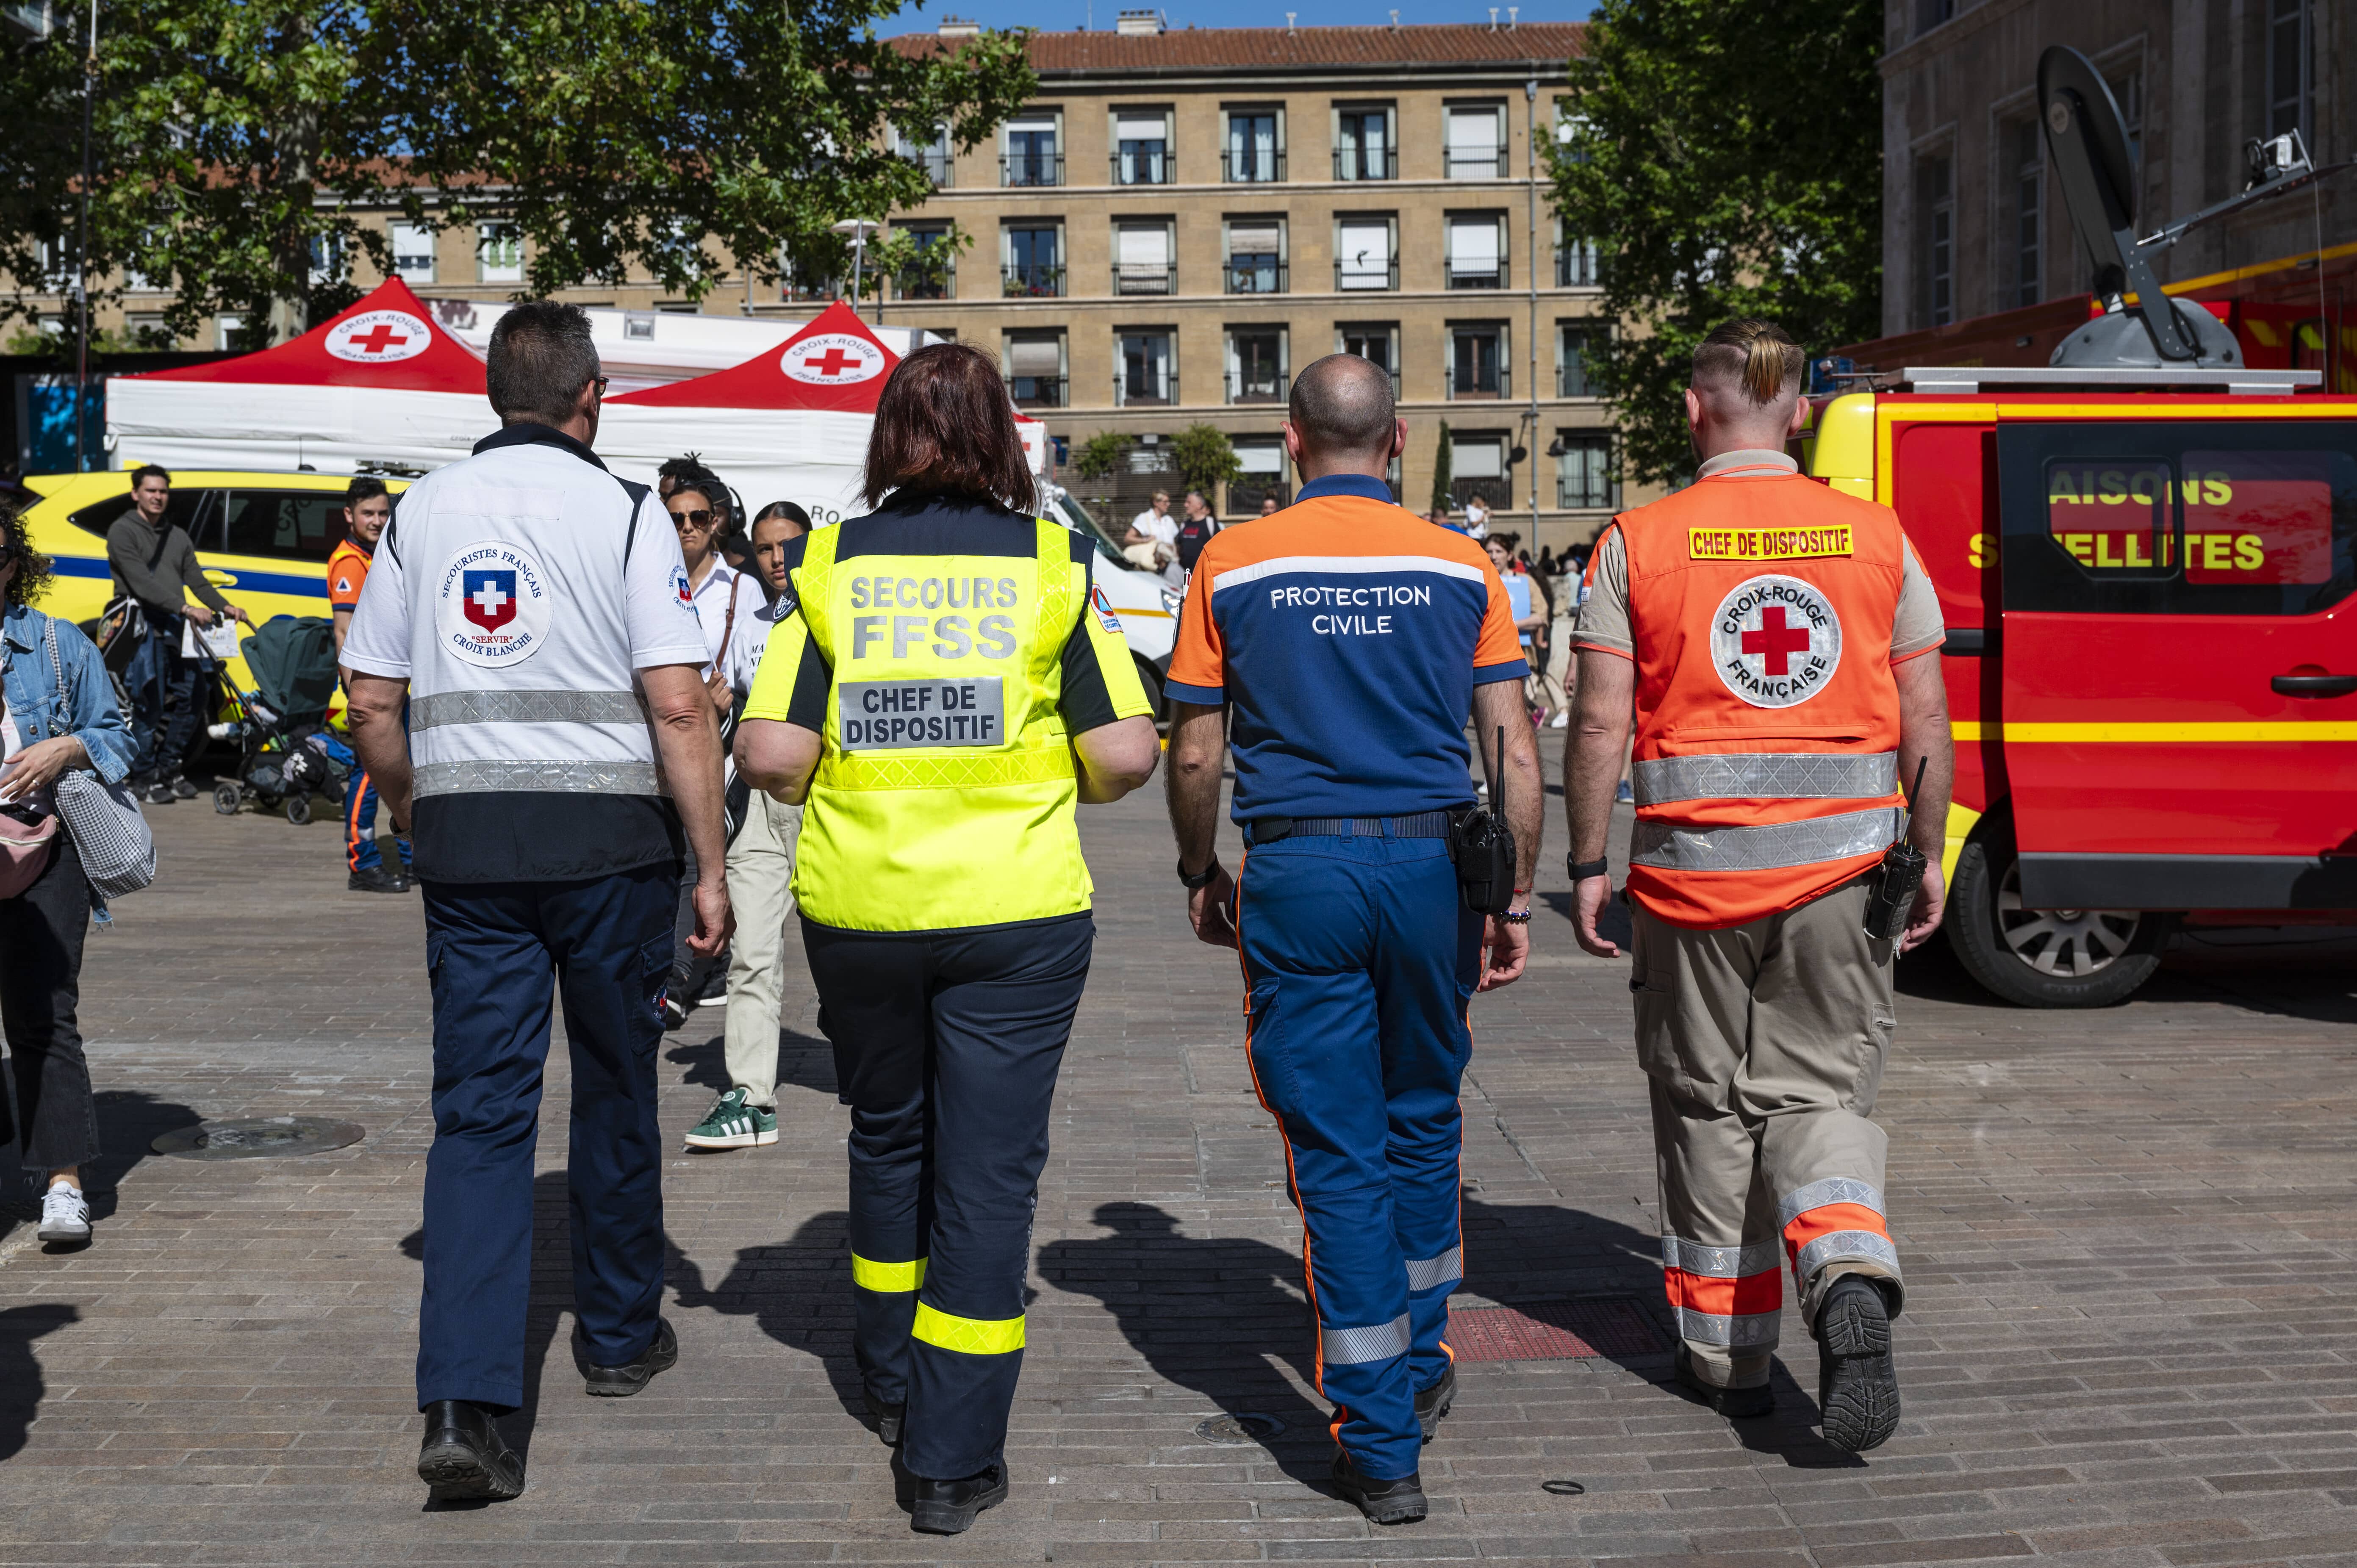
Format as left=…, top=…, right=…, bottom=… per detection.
left=1043, top=485, right=1181, bottom=718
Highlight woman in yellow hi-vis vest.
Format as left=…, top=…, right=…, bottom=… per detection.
left=738, top=344, right=1160, bottom=1536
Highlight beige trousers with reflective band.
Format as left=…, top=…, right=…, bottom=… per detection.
left=1630, top=875, right=1902, bottom=1390
left=723, top=790, right=804, bottom=1110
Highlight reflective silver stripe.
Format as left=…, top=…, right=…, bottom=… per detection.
left=1321, top=1312, right=1412, bottom=1366
left=1404, top=1247, right=1463, bottom=1293
left=1777, top=1177, right=1887, bottom=1228
left=411, top=690, right=646, bottom=730
left=1633, top=751, right=1897, bottom=807
left=1677, top=1308, right=1782, bottom=1348
left=1629, top=806, right=1902, bottom=873
left=1795, top=1230, right=1901, bottom=1282
left=1661, top=1236, right=1781, bottom=1279
left=414, top=759, right=664, bottom=798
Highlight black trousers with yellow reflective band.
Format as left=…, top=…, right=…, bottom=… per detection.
left=804, top=910, right=1093, bottom=1481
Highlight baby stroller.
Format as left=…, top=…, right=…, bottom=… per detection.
left=207, top=616, right=351, bottom=825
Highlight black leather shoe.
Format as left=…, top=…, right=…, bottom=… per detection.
left=895, top=1450, right=1008, bottom=1535
left=865, top=1388, right=906, bottom=1446
left=1414, top=1360, right=1456, bottom=1442
left=1330, top=1451, right=1428, bottom=1525
left=1672, top=1345, right=1775, bottom=1419
left=169, top=774, right=197, bottom=800
left=580, top=1317, right=678, bottom=1397
left=1816, top=1276, right=1899, bottom=1452
left=348, top=866, right=408, bottom=894
left=416, top=1399, right=524, bottom=1501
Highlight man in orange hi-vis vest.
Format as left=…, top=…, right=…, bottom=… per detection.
left=1564, top=320, right=1953, bottom=1454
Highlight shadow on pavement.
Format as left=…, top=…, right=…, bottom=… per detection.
left=668, top=1209, right=865, bottom=1426
left=666, top=1028, right=840, bottom=1100
left=0, top=1086, right=202, bottom=1244
left=0, top=1303, right=78, bottom=1462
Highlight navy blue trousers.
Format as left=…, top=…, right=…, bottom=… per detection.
left=415, top=863, right=676, bottom=1412
left=1238, top=830, right=1482, bottom=1481
left=805, top=912, right=1092, bottom=1482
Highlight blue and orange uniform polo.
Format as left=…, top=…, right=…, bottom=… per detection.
left=1165, top=472, right=1525, bottom=1484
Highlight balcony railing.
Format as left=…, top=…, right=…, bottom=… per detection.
left=1114, top=374, right=1178, bottom=407
left=1445, top=363, right=1508, bottom=400
left=1446, top=150, right=1508, bottom=178
left=1006, top=374, right=1067, bottom=409
left=1111, top=148, right=1173, bottom=185
left=903, top=150, right=954, bottom=187
left=1113, top=264, right=1177, bottom=296
left=1228, top=481, right=1290, bottom=515
left=1222, top=150, right=1287, bottom=183
left=1001, top=152, right=1063, bottom=187
left=1558, top=474, right=1617, bottom=510
left=1557, top=244, right=1599, bottom=287
left=1225, top=258, right=1287, bottom=294
left=1335, top=259, right=1399, bottom=291
left=1450, top=476, right=1506, bottom=509
left=1557, top=364, right=1595, bottom=397
left=1226, top=371, right=1289, bottom=405
left=1446, top=264, right=1505, bottom=291
left=896, top=272, right=953, bottom=301
left=1001, top=263, right=1065, bottom=298
left=1332, top=147, right=1392, bottom=180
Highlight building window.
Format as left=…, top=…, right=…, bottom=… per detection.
left=1446, top=213, right=1505, bottom=290
left=308, top=233, right=342, bottom=286
left=391, top=222, right=436, bottom=285
left=1555, top=218, right=1598, bottom=287
left=1449, top=325, right=1507, bottom=400
left=1553, top=102, right=1587, bottom=164
left=2007, top=119, right=2041, bottom=308
left=1913, top=0, right=1953, bottom=37
left=1556, top=432, right=1617, bottom=509
left=1557, top=325, right=1601, bottom=397
left=1226, top=327, right=1287, bottom=405
left=2105, top=62, right=2143, bottom=141
left=1112, top=108, right=1172, bottom=186
left=477, top=224, right=522, bottom=284
left=215, top=313, right=246, bottom=351
left=1004, top=331, right=1065, bottom=409
left=1336, top=216, right=1397, bottom=291
left=896, top=122, right=954, bottom=187
left=897, top=224, right=954, bottom=300
left=1451, top=431, right=1509, bottom=510
left=125, top=313, right=170, bottom=348
left=1914, top=154, right=1952, bottom=327
left=1334, top=105, right=1393, bottom=181
left=1118, top=330, right=1175, bottom=406
left=1224, top=218, right=1285, bottom=294
left=1338, top=322, right=1399, bottom=395
left=1230, top=439, right=1288, bottom=514
left=1003, top=224, right=1063, bottom=297
left=2267, top=0, right=2310, bottom=141
left=1445, top=103, right=1506, bottom=179
left=1002, top=114, right=1062, bottom=188
left=1224, top=108, right=1284, bottom=183
left=1114, top=221, right=1175, bottom=295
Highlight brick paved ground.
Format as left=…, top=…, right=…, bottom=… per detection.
left=2, top=776, right=2355, bottom=1566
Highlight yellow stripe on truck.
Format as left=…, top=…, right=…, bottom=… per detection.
left=1954, top=720, right=2357, bottom=743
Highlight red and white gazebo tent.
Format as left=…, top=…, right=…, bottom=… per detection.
left=106, top=278, right=492, bottom=475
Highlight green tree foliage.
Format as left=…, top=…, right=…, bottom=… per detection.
left=0, top=1, right=1035, bottom=344
left=1430, top=421, right=1453, bottom=514
left=1071, top=431, right=1134, bottom=482
left=1171, top=423, right=1241, bottom=499
left=1549, top=0, right=1882, bottom=485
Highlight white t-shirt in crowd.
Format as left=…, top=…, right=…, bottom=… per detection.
left=1131, top=508, right=1178, bottom=545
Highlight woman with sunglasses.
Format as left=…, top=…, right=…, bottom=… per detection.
left=0, top=506, right=136, bottom=1247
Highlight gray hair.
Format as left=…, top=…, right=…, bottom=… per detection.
left=1287, top=354, right=1397, bottom=460
left=486, top=300, right=601, bottom=427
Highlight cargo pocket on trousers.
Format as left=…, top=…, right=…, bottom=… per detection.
left=1628, top=963, right=1679, bottom=1084
left=1850, top=1011, right=1895, bottom=1111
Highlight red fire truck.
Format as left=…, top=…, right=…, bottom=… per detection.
left=1792, top=46, right=2356, bottom=1008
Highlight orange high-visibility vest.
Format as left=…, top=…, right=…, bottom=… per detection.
left=1611, top=468, right=1911, bottom=930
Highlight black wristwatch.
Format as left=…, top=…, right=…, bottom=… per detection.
left=1569, top=855, right=1608, bottom=881
left=1178, top=855, right=1223, bottom=890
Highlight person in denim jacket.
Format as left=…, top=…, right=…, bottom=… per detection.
left=0, top=507, right=136, bottom=1247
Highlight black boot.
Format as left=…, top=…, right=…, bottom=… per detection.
left=895, top=1449, right=1008, bottom=1535
left=865, top=1388, right=906, bottom=1446
left=1672, top=1345, right=1775, bottom=1419
left=1414, top=1360, right=1456, bottom=1442
left=1330, top=1451, right=1428, bottom=1525
left=416, top=1399, right=524, bottom=1501
left=580, top=1317, right=678, bottom=1397
left=1815, top=1275, right=1900, bottom=1452
left=348, top=865, right=409, bottom=894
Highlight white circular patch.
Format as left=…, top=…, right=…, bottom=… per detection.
left=435, top=542, right=553, bottom=668
left=324, top=309, right=432, bottom=364
left=780, top=332, right=887, bottom=387
left=1709, top=574, right=1842, bottom=709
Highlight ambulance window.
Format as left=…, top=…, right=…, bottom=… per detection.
left=220, top=490, right=344, bottom=562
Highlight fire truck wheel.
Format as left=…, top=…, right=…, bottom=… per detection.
left=1947, top=833, right=2172, bottom=1008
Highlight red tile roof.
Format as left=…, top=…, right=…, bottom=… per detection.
left=890, top=21, right=1586, bottom=73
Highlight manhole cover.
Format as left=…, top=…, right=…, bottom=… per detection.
left=1194, top=1413, right=1285, bottom=1445
left=151, top=1116, right=365, bottom=1160
left=1447, top=1297, right=1663, bottom=1363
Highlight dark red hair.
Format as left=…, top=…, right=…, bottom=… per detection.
left=861, top=342, right=1037, bottom=514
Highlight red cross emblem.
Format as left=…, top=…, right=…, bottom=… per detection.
left=346, top=323, right=411, bottom=356
left=1741, top=607, right=1814, bottom=674
left=801, top=346, right=860, bottom=378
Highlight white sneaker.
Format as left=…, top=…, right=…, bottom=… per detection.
left=38, top=1181, right=89, bottom=1244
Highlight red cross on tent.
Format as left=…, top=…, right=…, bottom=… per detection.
left=609, top=299, right=901, bottom=413
left=125, top=277, right=486, bottom=392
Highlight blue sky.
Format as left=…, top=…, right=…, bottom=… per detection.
left=893, top=0, right=1592, bottom=36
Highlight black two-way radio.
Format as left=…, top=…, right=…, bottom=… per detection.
left=1862, top=757, right=1930, bottom=942
left=1453, top=725, right=1518, bottom=915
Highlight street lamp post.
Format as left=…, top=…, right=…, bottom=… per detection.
left=73, top=0, right=95, bottom=472
left=832, top=218, right=881, bottom=319
left=1525, top=77, right=1539, bottom=546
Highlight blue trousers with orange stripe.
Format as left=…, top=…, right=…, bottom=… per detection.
left=343, top=766, right=411, bottom=875
left=1238, top=828, right=1483, bottom=1481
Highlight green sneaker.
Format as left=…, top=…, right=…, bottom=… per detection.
left=684, top=1088, right=778, bottom=1150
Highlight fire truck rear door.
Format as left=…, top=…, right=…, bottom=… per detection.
left=1995, top=416, right=2357, bottom=911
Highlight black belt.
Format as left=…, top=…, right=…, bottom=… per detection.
left=1246, top=810, right=1457, bottom=847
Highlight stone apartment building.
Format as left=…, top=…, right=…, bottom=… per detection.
left=877, top=14, right=1629, bottom=543
left=1880, top=0, right=2350, bottom=338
